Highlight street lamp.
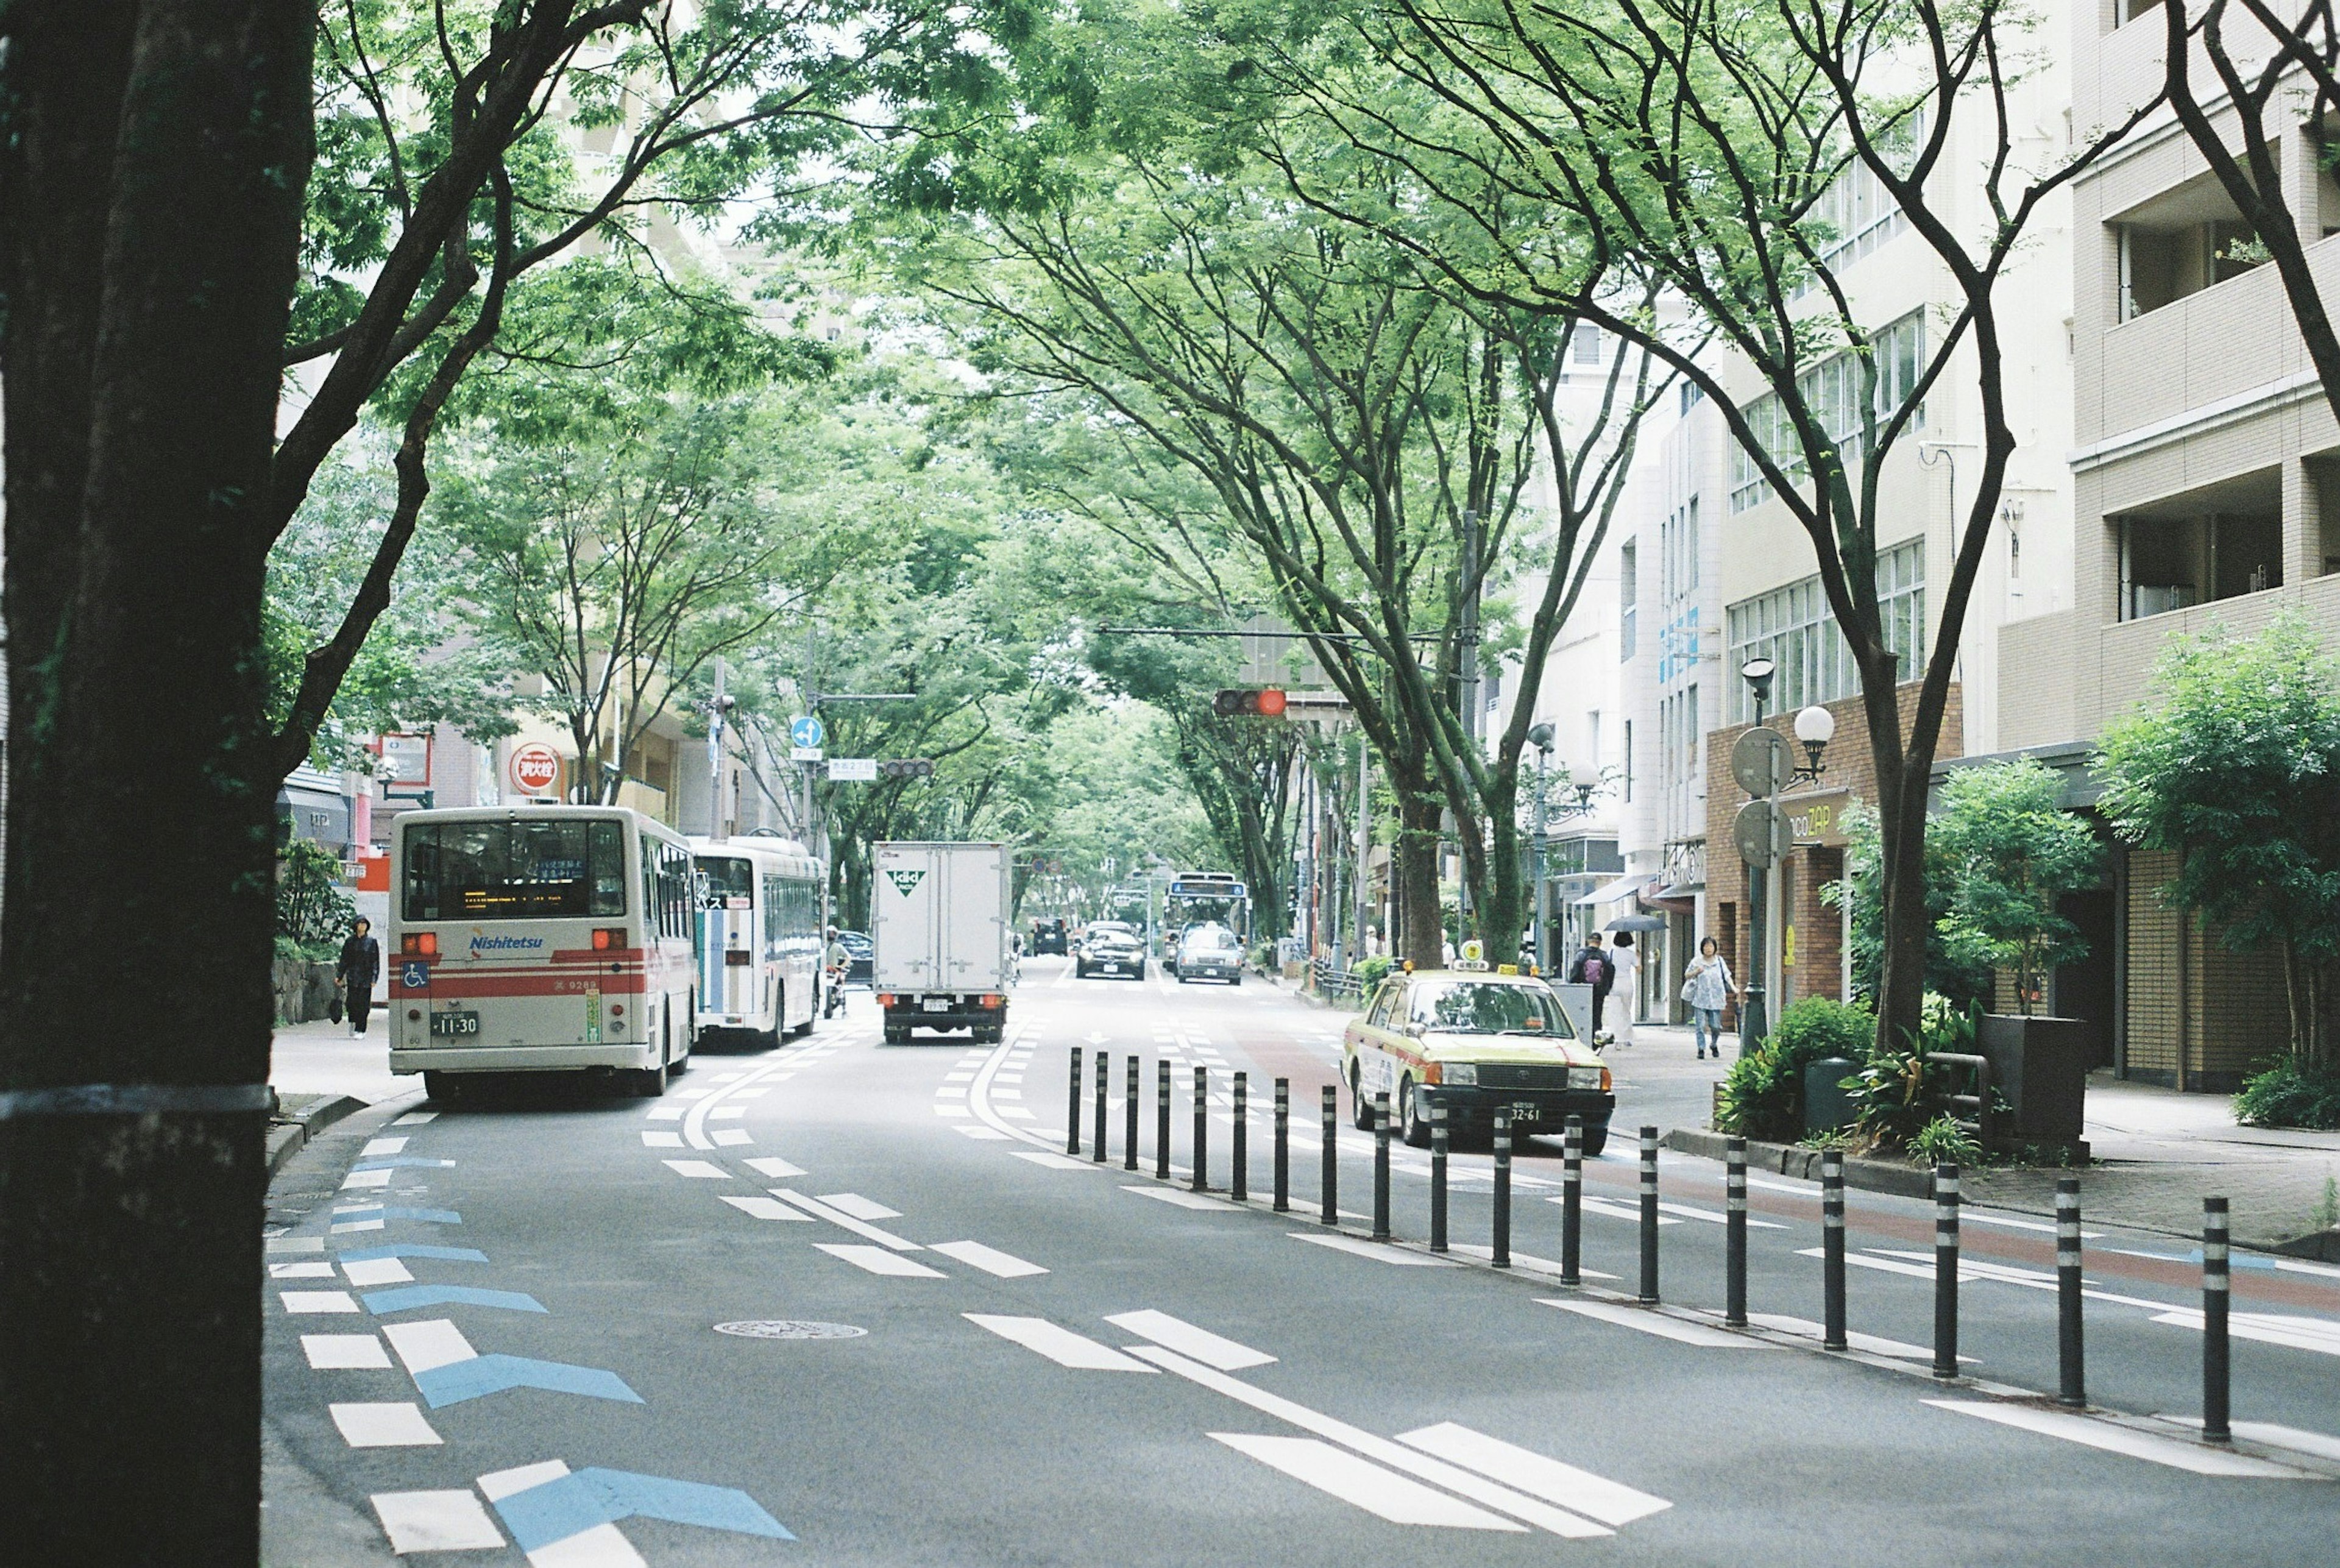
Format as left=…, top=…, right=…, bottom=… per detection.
left=1528, top=722, right=1555, bottom=973
left=1792, top=703, right=1835, bottom=783
left=1737, top=656, right=1779, bottom=1059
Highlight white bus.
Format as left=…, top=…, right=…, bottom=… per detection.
left=388, top=804, right=698, bottom=1098
left=690, top=835, right=826, bottom=1048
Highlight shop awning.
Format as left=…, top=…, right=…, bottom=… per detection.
left=1575, top=873, right=1645, bottom=907
left=1652, top=882, right=1702, bottom=904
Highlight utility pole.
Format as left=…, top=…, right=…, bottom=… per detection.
left=707, top=658, right=732, bottom=842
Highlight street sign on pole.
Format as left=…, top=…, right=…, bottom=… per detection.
left=791, top=747, right=823, bottom=763
left=1730, top=728, right=1793, bottom=798
left=508, top=742, right=562, bottom=797
left=789, top=715, right=825, bottom=750
left=826, top=757, right=878, bottom=782
left=1732, top=799, right=1792, bottom=867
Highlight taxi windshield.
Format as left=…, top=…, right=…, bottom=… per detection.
left=1409, top=981, right=1565, bottom=1036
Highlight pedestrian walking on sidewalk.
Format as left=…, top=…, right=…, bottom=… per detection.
left=1606, top=932, right=1639, bottom=1047
left=336, top=917, right=381, bottom=1038
left=1682, top=937, right=1735, bottom=1060
left=1567, top=933, right=1614, bottom=1035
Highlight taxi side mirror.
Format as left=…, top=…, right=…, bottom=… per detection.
left=1404, top=1020, right=1427, bottom=1040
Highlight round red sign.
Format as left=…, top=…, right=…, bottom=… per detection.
left=508, top=742, right=562, bottom=796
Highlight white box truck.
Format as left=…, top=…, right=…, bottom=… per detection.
left=871, top=841, right=1013, bottom=1043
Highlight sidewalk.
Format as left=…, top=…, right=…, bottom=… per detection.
left=270, top=1017, right=416, bottom=1106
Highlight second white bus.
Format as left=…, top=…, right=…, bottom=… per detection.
left=388, top=804, right=698, bottom=1098
left=690, top=835, right=826, bottom=1047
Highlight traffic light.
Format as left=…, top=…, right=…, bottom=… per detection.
left=1213, top=687, right=1288, bottom=717
left=879, top=758, right=935, bottom=778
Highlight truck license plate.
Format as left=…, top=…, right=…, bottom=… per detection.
left=922, top=995, right=951, bottom=1010
left=430, top=1011, right=480, bottom=1038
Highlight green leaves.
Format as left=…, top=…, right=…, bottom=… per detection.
left=1930, top=759, right=2103, bottom=1015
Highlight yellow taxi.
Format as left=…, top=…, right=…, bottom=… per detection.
left=1342, top=954, right=1614, bottom=1154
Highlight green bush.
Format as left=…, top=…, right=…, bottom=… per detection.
left=2235, top=1058, right=2340, bottom=1131
left=277, top=839, right=355, bottom=952
left=1908, top=1113, right=1983, bottom=1168
left=1354, top=955, right=1393, bottom=990
left=1845, top=994, right=1977, bottom=1149
left=1714, top=997, right=1874, bottom=1141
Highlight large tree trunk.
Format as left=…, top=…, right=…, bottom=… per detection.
left=0, top=4, right=313, bottom=1561
left=1394, top=781, right=1444, bottom=969
left=1871, top=717, right=1934, bottom=1060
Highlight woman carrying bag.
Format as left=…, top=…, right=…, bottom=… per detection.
left=1682, top=937, right=1736, bottom=1062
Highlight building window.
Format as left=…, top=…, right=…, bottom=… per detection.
left=1620, top=542, right=1637, bottom=661
left=1728, top=313, right=1926, bottom=513
left=1724, top=538, right=1925, bottom=722
left=2117, top=218, right=2263, bottom=320
left=1573, top=323, right=1603, bottom=364
left=1659, top=684, right=1702, bottom=792
left=1660, top=497, right=1700, bottom=609
left=1680, top=379, right=1704, bottom=417
left=2118, top=502, right=2282, bottom=620
left=1622, top=719, right=1634, bottom=803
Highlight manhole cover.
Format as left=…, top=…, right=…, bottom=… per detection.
left=714, top=1320, right=867, bottom=1340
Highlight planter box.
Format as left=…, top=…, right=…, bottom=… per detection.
left=1976, top=1013, right=2093, bottom=1146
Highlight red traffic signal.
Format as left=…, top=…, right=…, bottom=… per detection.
left=1213, top=688, right=1288, bottom=717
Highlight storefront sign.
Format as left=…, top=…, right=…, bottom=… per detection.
left=1783, top=789, right=1852, bottom=848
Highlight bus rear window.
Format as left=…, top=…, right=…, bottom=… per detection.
left=403, top=820, right=627, bottom=921
left=697, top=856, right=754, bottom=905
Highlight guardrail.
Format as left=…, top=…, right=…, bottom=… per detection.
left=1929, top=1051, right=1993, bottom=1146
left=1311, top=960, right=1364, bottom=1001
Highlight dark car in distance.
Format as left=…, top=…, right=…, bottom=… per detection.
left=1032, top=918, right=1069, bottom=956
left=1076, top=929, right=1146, bottom=980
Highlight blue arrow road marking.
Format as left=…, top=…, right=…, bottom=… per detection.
left=336, top=1244, right=488, bottom=1263
left=414, top=1356, right=642, bottom=1409
left=352, top=1156, right=458, bottom=1171
left=366, top=1286, right=547, bottom=1315
left=493, top=1469, right=791, bottom=1552
left=333, top=1207, right=463, bottom=1225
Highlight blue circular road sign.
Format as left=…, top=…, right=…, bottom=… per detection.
left=790, top=715, right=825, bottom=749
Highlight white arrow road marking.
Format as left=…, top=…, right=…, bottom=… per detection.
left=371, top=1491, right=505, bottom=1553
left=772, top=1190, right=922, bottom=1249
left=1289, top=1233, right=1457, bottom=1266
left=817, top=1244, right=945, bottom=1278
left=1924, top=1401, right=2314, bottom=1478
left=932, top=1240, right=1049, bottom=1278
left=816, top=1193, right=902, bottom=1221
left=1211, top=1435, right=1525, bottom=1530
left=1396, top=1422, right=1672, bottom=1525
left=1107, top=1310, right=1275, bottom=1370
left=303, top=1334, right=392, bottom=1370
left=717, top=1196, right=810, bottom=1222
left=1127, top=1346, right=1608, bottom=1536
left=332, top=1403, right=443, bottom=1448
left=1539, top=1300, right=1777, bottom=1348
left=965, top=1314, right=1158, bottom=1371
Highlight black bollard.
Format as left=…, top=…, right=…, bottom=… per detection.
left=1193, top=1066, right=1210, bottom=1193
left=1725, top=1136, right=1748, bottom=1328
left=1124, top=1056, right=1139, bottom=1172
left=1372, top=1093, right=1392, bottom=1241
left=1933, top=1162, right=1961, bottom=1380
left=1156, top=1060, right=1171, bottom=1180
left=1320, top=1085, right=1338, bottom=1225
left=1093, top=1050, right=1108, bottom=1164
left=1638, top=1125, right=1659, bottom=1305
left=1273, top=1078, right=1290, bottom=1212
left=1429, top=1098, right=1450, bottom=1253
left=1232, top=1073, right=1249, bottom=1202
left=1821, top=1150, right=1848, bottom=1352
left=1492, top=1108, right=1513, bottom=1269
left=1066, top=1047, right=1082, bottom=1156
left=2204, top=1196, right=2232, bottom=1442
left=2057, top=1176, right=2085, bottom=1408
left=1561, top=1115, right=1583, bottom=1286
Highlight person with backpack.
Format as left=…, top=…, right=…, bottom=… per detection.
left=1567, top=932, right=1614, bottom=1035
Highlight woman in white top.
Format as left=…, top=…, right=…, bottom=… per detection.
left=1606, top=932, right=1638, bottom=1047
left=1682, top=937, right=1736, bottom=1060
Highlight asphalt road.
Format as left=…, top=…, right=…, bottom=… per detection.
left=262, top=956, right=2340, bottom=1565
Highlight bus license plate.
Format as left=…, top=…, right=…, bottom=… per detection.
left=430, top=1011, right=481, bottom=1038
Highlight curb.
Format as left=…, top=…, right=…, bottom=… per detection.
left=1663, top=1127, right=1934, bottom=1199
left=264, top=1092, right=369, bottom=1177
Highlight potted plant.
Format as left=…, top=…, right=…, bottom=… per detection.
left=1930, top=758, right=2102, bottom=1147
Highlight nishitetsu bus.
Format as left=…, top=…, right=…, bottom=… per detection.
left=388, top=804, right=699, bottom=1098
left=689, top=834, right=826, bottom=1047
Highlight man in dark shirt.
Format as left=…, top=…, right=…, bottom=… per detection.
left=336, top=918, right=381, bottom=1038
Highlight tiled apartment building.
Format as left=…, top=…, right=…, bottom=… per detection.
left=1990, top=0, right=2340, bottom=1087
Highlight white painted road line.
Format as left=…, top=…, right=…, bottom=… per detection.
left=1397, top=1422, right=1672, bottom=1526
left=1924, top=1401, right=2313, bottom=1477
left=371, top=1490, right=506, bottom=1553
left=720, top=1195, right=812, bottom=1222
left=363, top=1137, right=410, bottom=1157
left=282, top=1291, right=362, bottom=1314
left=2144, top=1306, right=2340, bottom=1358
left=1289, top=1233, right=1458, bottom=1266
left=965, top=1314, right=1158, bottom=1371
left=271, top=1261, right=335, bottom=1279
left=1447, top=1244, right=1620, bottom=1281
left=341, top=1169, right=395, bottom=1191
left=932, top=1240, right=1049, bottom=1278
left=743, top=1157, right=806, bottom=1179
left=1212, top=1433, right=1525, bottom=1530
left=1129, top=1346, right=1606, bottom=1536
left=303, top=1334, right=392, bottom=1370
left=391, top=1111, right=439, bottom=1126
left=956, top=1126, right=1013, bottom=1140
left=2155, top=1416, right=2340, bottom=1463
left=711, top=1129, right=755, bottom=1146
left=478, top=1460, right=572, bottom=1501
left=342, top=1258, right=414, bottom=1287
left=1011, top=1151, right=1093, bottom=1170
left=1745, top=1313, right=1948, bottom=1361
left=267, top=1236, right=327, bottom=1254
left=1107, top=1310, right=1275, bottom=1371
left=331, top=1403, right=444, bottom=1448
left=1539, top=1300, right=1776, bottom=1349
left=640, top=1131, right=684, bottom=1148
left=773, top=1190, right=923, bottom=1249
left=816, top=1193, right=903, bottom=1221
left=645, top=1105, right=686, bottom=1121
left=1961, top=1211, right=2104, bottom=1239
left=1649, top=1199, right=1787, bottom=1229
left=817, top=1244, right=946, bottom=1278
left=1122, top=1185, right=1237, bottom=1212
left=1576, top=1195, right=1680, bottom=1226
left=661, top=1160, right=729, bottom=1179
left=383, top=1319, right=476, bottom=1375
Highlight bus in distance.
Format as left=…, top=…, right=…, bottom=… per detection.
left=690, top=834, right=826, bottom=1048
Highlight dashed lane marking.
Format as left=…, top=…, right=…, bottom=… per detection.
left=1925, top=1401, right=2313, bottom=1478
left=743, top=1157, right=805, bottom=1179
left=371, top=1491, right=506, bottom=1554
left=331, top=1402, right=443, bottom=1448
left=391, top=1111, right=440, bottom=1126
left=640, top=1132, right=684, bottom=1148
left=814, top=1193, right=901, bottom=1221
left=303, top=1334, right=392, bottom=1370
left=1577, top=1195, right=1681, bottom=1226
left=1107, top=1310, right=1274, bottom=1371
left=1123, top=1185, right=1237, bottom=1213
left=956, top=1126, right=1013, bottom=1140
left=931, top=1240, right=1048, bottom=1278
left=710, top=1129, right=754, bottom=1146
left=342, top=1258, right=414, bottom=1287
left=771, top=1190, right=923, bottom=1249
left=283, top=1291, right=362, bottom=1314
left=661, top=1159, right=729, bottom=1179
left=1288, top=1233, right=1457, bottom=1266
left=817, top=1244, right=945, bottom=1278
left=964, top=1313, right=1157, bottom=1371
left=363, top=1137, right=409, bottom=1156
left=1212, top=1434, right=1524, bottom=1531
left=1539, top=1300, right=1777, bottom=1348
left=718, top=1196, right=812, bottom=1222
left=271, top=1261, right=335, bottom=1280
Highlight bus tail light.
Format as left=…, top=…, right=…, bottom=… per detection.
left=592, top=928, right=626, bottom=951
left=402, top=932, right=438, bottom=957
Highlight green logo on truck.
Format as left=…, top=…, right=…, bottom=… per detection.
left=885, top=868, right=927, bottom=897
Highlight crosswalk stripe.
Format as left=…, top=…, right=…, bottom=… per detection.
left=1396, top=1422, right=1671, bottom=1525
left=932, top=1240, right=1048, bottom=1278
left=816, top=1244, right=945, bottom=1278
left=965, top=1313, right=1158, bottom=1371
left=1924, top=1401, right=2313, bottom=1477
left=1212, top=1434, right=1525, bottom=1530
left=1539, top=1299, right=1776, bottom=1348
